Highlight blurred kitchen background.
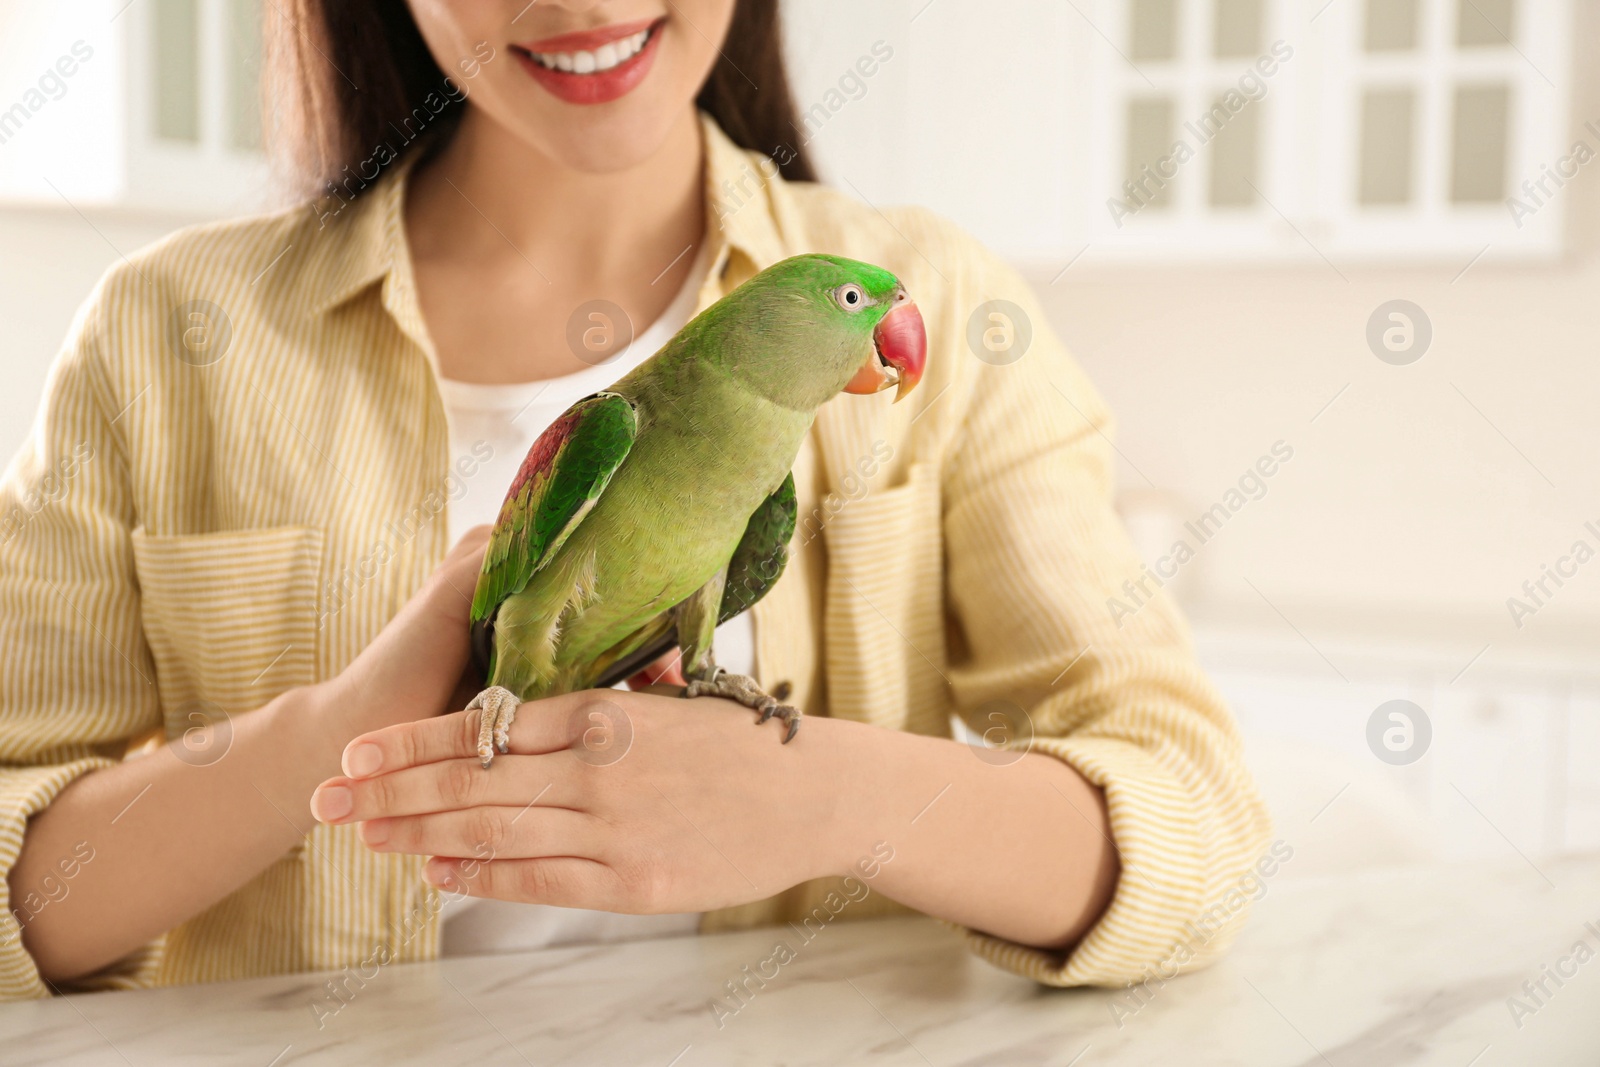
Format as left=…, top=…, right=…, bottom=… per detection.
left=1, top=0, right=1595, bottom=879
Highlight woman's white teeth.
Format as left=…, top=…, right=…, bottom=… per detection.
left=530, top=30, right=650, bottom=74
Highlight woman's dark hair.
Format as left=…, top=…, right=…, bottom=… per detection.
left=264, top=0, right=816, bottom=202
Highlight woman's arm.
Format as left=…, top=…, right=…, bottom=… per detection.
left=306, top=688, right=1118, bottom=952
left=15, top=686, right=343, bottom=982
left=926, top=221, right=1274, bottom=983
left=12, top=530, right=490, bottom=983
left=608, top=669, right=1119, bottom=947
left=824, top=720, right=1120, bottom=950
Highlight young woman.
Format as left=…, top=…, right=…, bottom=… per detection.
left=0, top=0, right=1269, bottom=999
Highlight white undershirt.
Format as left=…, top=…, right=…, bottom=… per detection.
left=437, top=243, right=743, bottom=955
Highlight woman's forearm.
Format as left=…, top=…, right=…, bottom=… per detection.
left=823, top=719, right=1120, bottom=951
left=10, top=683, right=361, bottom=983
left=11, top=531, right=486, bottom=984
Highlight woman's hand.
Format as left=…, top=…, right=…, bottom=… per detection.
left=308, top=690, right=862, bottom=913
left=308, top=525, right=492, bottom=742
left=308, top=664, right=1118, bottom=951
left=624, top=650, right=687, bottom=689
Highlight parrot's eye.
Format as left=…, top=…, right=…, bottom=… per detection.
left=833, top=284, right=866, bottom=311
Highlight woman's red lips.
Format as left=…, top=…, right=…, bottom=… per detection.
left=513, top=17, right=666, bottom=106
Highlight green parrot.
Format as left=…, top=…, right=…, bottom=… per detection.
left=465, top=253, right=927, bottom=768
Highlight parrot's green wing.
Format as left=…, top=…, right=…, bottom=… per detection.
left=469, top=392, right=637, bottom=666
left=590, top=472, right=797, bottom=688
left=717, top=471, right=797, bottom=622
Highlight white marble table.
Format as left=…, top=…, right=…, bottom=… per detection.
left=4, top=857, right=1599, bottom=1066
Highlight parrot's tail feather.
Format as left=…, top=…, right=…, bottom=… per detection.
left=588, top=612, right=678, bottom=690
left=470, top=614, right=496, bottom=681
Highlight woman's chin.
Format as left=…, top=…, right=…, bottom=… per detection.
left=501, top=100, right=697, bottom=176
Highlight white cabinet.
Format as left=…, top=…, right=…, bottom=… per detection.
left=1197, top=624, right=1597, bottom=867
left=0, top=0, right=269, bottom=215
left=784, top=0, right=1573, bottom=263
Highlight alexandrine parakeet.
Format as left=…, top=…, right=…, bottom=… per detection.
left=464, top=254, right=927, bottom=768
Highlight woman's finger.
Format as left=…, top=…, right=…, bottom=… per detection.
left=626, top=648, right=687, bottom=689
left=424, top=855, right=631, bottom=911
left=311, top=754, right=577, bottom=823
left=338, top=692, right=612, bottom=779
left=359, top=804, right=602, bottom=861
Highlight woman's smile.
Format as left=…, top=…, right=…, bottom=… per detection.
left=512, top=16, right=669, bottom=105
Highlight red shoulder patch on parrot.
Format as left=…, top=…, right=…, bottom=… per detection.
left=503, top=408, right=581, bottom=506
left=469, top=392, right=638, bottom=630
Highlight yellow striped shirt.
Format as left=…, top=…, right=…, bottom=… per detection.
left=0, top=114, right=1271, bottom=1000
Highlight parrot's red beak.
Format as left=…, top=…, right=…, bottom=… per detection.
left=846, top=295, right=926, bottom=402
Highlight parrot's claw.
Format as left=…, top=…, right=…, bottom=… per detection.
left=683, top=670, right=802, bottom=743
left=756, top=702, right=801, bottom=743
left=466, top=686, right=521, bottom=769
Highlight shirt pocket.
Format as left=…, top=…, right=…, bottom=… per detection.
left=817, top=459, right=939, bottom=555
left=131, top=526, right=323, bottom=733
left=819, top=461, right=948, bottom=731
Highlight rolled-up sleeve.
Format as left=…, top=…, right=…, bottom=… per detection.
left=0, top=299, right=162, bottom=1000
left=939, top=242, right=1273, bottom=987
